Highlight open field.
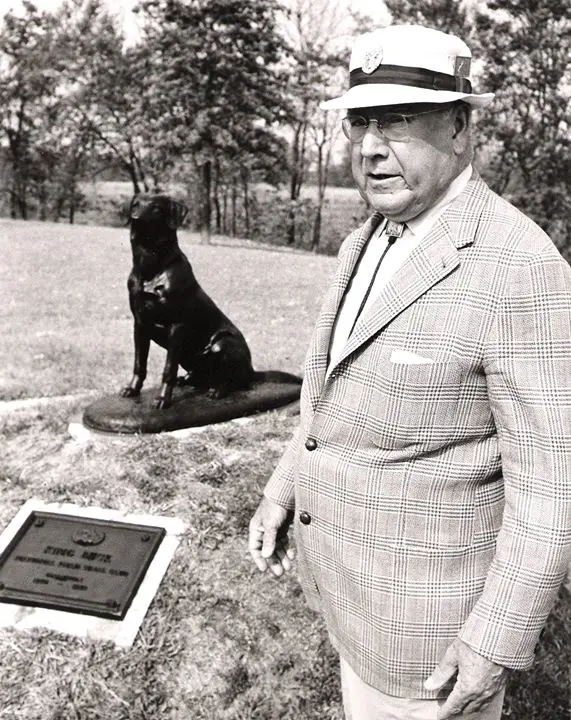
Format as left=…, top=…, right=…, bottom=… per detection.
left=0, top=219, right=569, bottom=719
left=76, top=180, right=369, bottom=255
left=0, top=218, right=334, bottom=401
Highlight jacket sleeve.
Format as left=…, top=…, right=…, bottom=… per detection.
left=262, top=426, right=300, bottom=511
left=459, top=245, right=571, bottom=668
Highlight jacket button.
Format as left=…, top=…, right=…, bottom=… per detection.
left=305, top=437, right=317, bottom=451
left=299, top=511, right=311, bottom=525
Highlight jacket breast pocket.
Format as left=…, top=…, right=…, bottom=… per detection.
left=368, top=360, right=464, bottom=451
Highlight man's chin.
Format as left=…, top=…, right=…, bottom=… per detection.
left=365, top=194, right=415, bottom=221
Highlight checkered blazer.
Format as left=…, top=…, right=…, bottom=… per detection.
left=264, top=173, right=571, bottom=698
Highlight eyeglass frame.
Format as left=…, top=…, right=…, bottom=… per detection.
left=342, top=106, right=451, bottom=144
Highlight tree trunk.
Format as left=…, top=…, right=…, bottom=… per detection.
left=9, top=186, right=17, bottom=219
left=39, top=182, right=49, bottom=221
left=241, top=170, right=250, bottom=236
left=213, top=160, right=221, bottom=233
left=311, top=205, right=322, bottom=252
left=312, top=140, right=328, bottom=252
left=68, top=181, right=78, bottom=224
left=231, top=179, right=237, bottom=237
left=200, top=160, right=212, bottom=244
left=125, top=163, right=141, bottom=196
left=16, top=177, right=28, bottom=220
left=213, top=192, right=221, bottom=233
left=222, top=189, right=227, bottom=235
left=287, top=120, right=308, bottom=245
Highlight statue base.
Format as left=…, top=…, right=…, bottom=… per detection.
left=82, top=377, right=302, bottom=434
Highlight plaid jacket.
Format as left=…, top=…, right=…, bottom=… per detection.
left=264, top=173, right=571, bottom=698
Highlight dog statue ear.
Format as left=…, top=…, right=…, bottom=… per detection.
left=167, top=199, right=189, bottom=229
left=129, top=194, right=143, bottom=220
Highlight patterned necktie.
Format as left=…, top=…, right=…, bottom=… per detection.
left=349, top=220, right=405, bottom=336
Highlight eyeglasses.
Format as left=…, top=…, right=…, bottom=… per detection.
left=342, top=107, right=447, bottom=143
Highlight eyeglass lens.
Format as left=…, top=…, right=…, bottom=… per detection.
left=342, top=114, right=409, bottom=142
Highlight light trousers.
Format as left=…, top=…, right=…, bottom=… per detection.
left=340, top=657, right=505, bottom=720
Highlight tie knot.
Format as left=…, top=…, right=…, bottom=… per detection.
left=385, top=220, right=405, bottom=238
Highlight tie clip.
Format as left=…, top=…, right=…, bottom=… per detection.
left=386, top=220, right=404, bottom=238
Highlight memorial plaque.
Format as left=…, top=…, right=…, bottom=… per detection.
left=0, top=511, right=166, bottom=620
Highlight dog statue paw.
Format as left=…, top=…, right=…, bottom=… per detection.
left=120, top=386, right=141, bottom=398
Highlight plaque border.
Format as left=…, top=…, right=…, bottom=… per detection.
left=0, top=501, right=185, bottom=647
left=0, top=511, right=166, bottom=620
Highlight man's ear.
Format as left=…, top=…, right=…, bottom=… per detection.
left=167, top=199, right=189, bottom=229
left=451, top=102, right=471, bottom=154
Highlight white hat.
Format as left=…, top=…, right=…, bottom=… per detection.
left=321, top=25, right=494, bottom=109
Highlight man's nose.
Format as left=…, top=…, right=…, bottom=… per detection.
left=360, top=121, right=391, bottom=157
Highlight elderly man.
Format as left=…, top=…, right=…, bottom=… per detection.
left=249, top=24, right=571, bottom=720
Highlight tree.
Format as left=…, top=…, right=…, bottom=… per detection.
left=135, top=0, right=292, bottom=242
left=308, top=105, right=341, bottom=250
left=278, top=0, right=346, bottom=248
left=55, top=0, right=159, bottom=196
left=0, top=0, right=141, bottom=221
left=211, top=127, right=288, bottom=237
left=0, top=2, right=63, bottom=218
left=384, top=0, right=571, bottom=256
left=473, top=0, right=571, bottom=254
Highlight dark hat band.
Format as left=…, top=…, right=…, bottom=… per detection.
left=350, top=65, right=472, bottom=94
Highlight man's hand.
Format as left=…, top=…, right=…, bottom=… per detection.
left=424, top=638, right=507, bottom=719
left=248, top=496, right=295, bottom=577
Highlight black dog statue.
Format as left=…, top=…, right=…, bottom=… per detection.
left=121, top=193, right=300, bottom=409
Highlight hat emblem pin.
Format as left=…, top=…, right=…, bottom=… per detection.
left=362, top=47, right=383, bottom=74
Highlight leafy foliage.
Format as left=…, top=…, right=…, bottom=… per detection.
left=134, top=0, right=292, bottom=240
left=0, top=0, right=570, bottom=256
left=473, top=0, right=571, bottom=256
left=384, top=0, right=468, bottom=36
left=0, top=2, right=68, bottom=218
left=61, top=3, right=165, bottom=194
left=385, top=0, right=571, bottom=258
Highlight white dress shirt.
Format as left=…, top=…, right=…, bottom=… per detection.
left=327, top=164, right=473, bottom=372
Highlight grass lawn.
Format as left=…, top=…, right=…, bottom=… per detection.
left=0, top=219, right=569, bottom=719
left=0, top=219, right=333, bottom=401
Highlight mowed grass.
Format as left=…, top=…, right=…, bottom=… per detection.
left=0, top=218, right=332, bottom=401
left=0, top=219, right=569, bottom=719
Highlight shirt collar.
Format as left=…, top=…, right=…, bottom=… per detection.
left=406, top=164, right=473, bottom=238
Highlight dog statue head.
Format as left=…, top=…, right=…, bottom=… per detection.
left=129, top=194, right=189, bottom=231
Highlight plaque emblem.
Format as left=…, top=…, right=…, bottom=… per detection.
left=72, top=527, right=106, bottom=546
left=362, top=46, right=383, bottom=74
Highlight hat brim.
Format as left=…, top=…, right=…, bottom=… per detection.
left=320, top=84, right=494, bottom=110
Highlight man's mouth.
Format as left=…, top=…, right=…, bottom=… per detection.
left=368, top=171, right=399, bottom=180
left=366, top=173, right=406, bottom=190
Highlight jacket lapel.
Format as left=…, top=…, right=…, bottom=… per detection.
left=329, top=212, right=385, bottom=320
left=304, top=175, right=489, bottom=410
left=335, top=221, right=461, bottom=368
left=302, top=213, right=383, bottom=408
